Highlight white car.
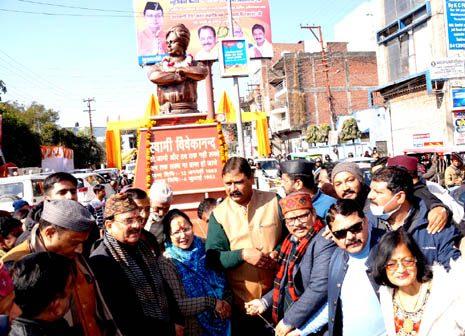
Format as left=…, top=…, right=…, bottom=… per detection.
left=0, top=174, right=47, bottom=213
left=72, top=173, right=115, bottom=205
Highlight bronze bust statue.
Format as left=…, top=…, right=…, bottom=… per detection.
left=148, top=24, right=207, bottom=114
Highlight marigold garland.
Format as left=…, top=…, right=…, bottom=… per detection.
left=216, top=122, right=228, bottom=164
left=145, top=119, right=157, bottom=190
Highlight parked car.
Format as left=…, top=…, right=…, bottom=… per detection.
left=254, top=158, right=280, bottom=179
left=69, top=168, right=93, bottom=174
left=94, top=168, right=119, bottom=183
left=0, top=174, right=47, bottom=212
left=122, top=163, right=136, bottom=181
left=72, top=173, right=115, bottom=205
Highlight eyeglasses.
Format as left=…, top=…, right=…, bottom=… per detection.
left=385, top=258, right=417, bottom=271
left=331, top=221, right=364, bottom=240
left=115, top=216, right=144, bottom=226
left=171, top=226, right=193, bottom=238
left=285, top=212, right=311, bottom=227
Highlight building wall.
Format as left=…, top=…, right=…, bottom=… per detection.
left=389, top=89, right=449, bottom=154
left=281, top=45, right=378, bottom=129
left=376, top=0, right=448, bottom=85
left=256, top=43, right=305, bottom=115
left=376, top=0, right=463, bottom=151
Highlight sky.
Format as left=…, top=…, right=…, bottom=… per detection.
left=0, top=0, right=369, bottom=128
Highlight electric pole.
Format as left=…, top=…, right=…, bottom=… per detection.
left=300, top=25, right=336, bottom=130
left=83, top=98, right=95, bottom=139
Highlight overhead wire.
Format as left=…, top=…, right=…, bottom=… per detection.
left=0, top=7, right=140, bottom=17
left=0, top=49, right=78, bottom=98
left=16, top=0, right=136, bottom=13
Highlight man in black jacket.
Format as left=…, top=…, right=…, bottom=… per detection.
left=9, top=252, right=76, bottom=336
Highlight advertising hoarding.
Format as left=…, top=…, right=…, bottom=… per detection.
left=219, top=38, right=249, bottom=77
left=454, top=112, right=465, bottom=145
left=430, top=58, right=465, bottom=80
left=41, top=146, right=74, bottom=172
left=452, top=88, right=465, bottom=110
left=445, top=0, right=465, bottom=51
left=133, top=0, right=273, bottom=65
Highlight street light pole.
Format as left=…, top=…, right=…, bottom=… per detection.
left=228, top=0, right=245, bottom=157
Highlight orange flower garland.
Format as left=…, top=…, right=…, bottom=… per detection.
left=217, top=122, right=228, bottom=164
left=195, top=118, right=228, bottom=164
left=145, top=119, right=157, bottom=190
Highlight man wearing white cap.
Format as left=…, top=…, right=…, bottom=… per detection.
left=2, top=199, right=119, bottom=336
left=145, top=180, right=173, bottom=246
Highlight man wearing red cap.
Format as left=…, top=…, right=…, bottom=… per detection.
left=387, top=155, right=451, bottom=232
left=245, top=192, right=335, bottom=336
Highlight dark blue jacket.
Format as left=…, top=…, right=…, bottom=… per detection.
left=312, top=189, right=337, bottom=220
left=367, top=199, right=461, bottom=269
left=262, top=231, right=336, bottom=328
left=327, top=228, right=384, bottom=336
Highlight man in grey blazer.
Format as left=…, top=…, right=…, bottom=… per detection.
left=244, top=192, right=335, bottom=336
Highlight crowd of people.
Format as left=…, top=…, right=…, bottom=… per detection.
left=0, top=154, right=464, bottom=336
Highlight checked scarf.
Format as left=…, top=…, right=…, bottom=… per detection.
left=271, top=218, right=325, bottom=324
left=103, top=230, right=169, bottom=322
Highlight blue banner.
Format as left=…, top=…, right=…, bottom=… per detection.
left=446, top=0, right=465, bottom=50
left=452, top=88, right=465, bottom=110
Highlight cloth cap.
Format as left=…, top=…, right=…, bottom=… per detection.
left=387, top=155, right=418, bottom=172
left=279, top=160, right=314, bottom=176
left=149, top=180, right=173, bottom=204
left=331, top=162, right=363, bottom=183
left=279, top=192, right=313, bottom=215
left=104, top=193, right=139, bottom=219
left=42, top=200, right=95, bottom=232
left=12, top=200, right=29, bottom=212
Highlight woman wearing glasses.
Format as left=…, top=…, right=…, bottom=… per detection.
left=159, top=209, right=231, bottom=336
left=373, top=229, right=465, bottom=335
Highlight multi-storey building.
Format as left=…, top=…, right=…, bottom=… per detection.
left=372, top=0, right=465, bottom=153
left=267, top=42, right=378, bottom=153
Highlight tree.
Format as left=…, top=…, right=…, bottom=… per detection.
left=339, top=117, right=361, bottom=143
left=20, top=102, right=59, bottom=133
left=0, top=104, right=42, bottom=167
left=306, top=125, right=319, bottom=146
left=1, top=101, right=104, bottom=168
left=0, top=80, right=6, bottom=101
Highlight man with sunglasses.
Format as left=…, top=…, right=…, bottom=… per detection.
left=245, top=192, right=335, bottom=336
left=326, top=199, right=386, bottom=336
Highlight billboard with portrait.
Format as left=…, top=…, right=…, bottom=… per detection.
left=133, top=0, right=273, bottom=65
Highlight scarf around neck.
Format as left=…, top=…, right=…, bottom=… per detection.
left=103, top=231, right=169, bottom=322
left=271, top=218, right=325, bottom=324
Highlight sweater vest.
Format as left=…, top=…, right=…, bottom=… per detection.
left=213, top=190, right=282, bottom=307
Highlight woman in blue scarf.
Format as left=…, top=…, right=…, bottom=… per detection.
left=161, top=209, right=231, bottom=336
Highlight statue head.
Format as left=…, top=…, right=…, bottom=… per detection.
left=165, top=24, right=190, bottom=57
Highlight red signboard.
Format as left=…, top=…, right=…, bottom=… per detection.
left=147, top=124, right=223, bottom=192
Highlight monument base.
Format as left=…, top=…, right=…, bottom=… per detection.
left=134, top=112, right=226, bottom=221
